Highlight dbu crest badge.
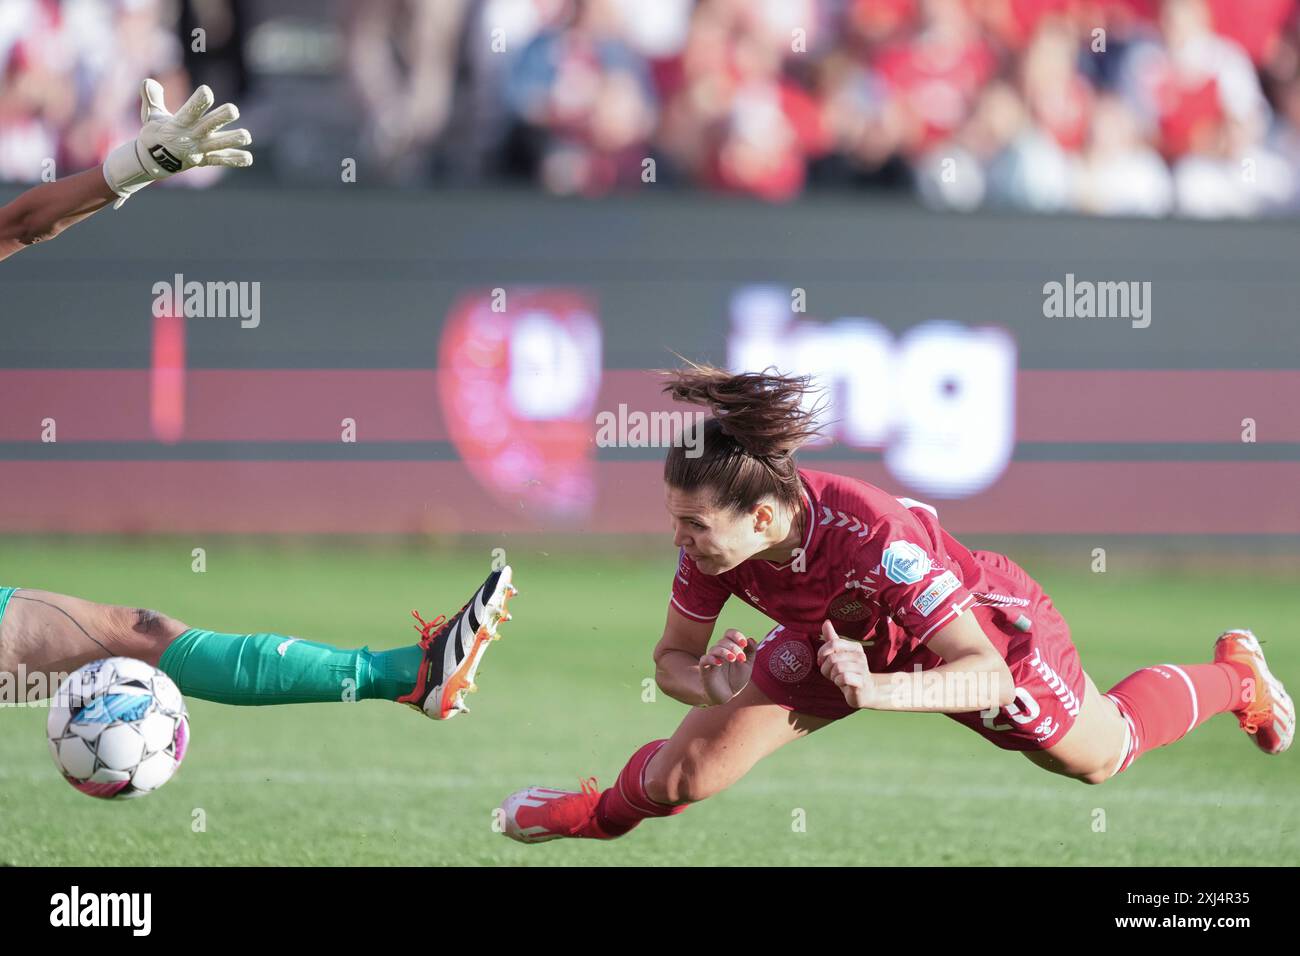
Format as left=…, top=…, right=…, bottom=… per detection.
left=829, top=589, right=873, bottom=622
left=767, top=639, right=813, bottom=683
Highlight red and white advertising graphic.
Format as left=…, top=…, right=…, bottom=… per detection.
left=150, top=312, right=186, bottom=445
left=438, top=288, right=603, bottom=521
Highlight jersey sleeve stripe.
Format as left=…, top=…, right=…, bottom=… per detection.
left=916, top=594, right=977, bottom=642
left=670, top=596, right=720, bottom=622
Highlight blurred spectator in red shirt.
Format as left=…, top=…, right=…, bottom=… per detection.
left=873, top=0, right=997, bottom=157
left=5, top=0, right=1300, bottom=218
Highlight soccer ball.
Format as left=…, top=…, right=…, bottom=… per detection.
left=47, top=657, right=190, bottom=800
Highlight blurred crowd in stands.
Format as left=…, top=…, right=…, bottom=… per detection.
left=5, top=0, right=1300, bottom=217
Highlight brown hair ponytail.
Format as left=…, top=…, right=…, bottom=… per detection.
left=661, top=363, right=825, bottom=512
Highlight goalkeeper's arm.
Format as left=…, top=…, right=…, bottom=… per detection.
left=0, top=168, right=117, bottom=260
left=0, top=79, right=251, bottom=263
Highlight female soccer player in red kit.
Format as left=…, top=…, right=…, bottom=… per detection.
left=499, top=366, right=1293, bottom=842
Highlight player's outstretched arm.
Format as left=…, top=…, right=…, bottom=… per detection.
left=0, top=169, right=117, bottom=260
left=0, top=78, right=252, bottom=263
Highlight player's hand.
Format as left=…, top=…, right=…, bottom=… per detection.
left=102, top=79, right=253, bottom=208
left=699, top=628, right=754, bottom=706
left=818, top=620, right=877, bottom=709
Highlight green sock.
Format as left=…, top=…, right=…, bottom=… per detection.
left=158, top=628, right=424, bottom=705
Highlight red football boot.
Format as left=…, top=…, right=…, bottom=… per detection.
left=499, top=778, right=617, bottom=843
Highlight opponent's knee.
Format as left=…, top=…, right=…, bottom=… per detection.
left=106, top=605, right=188, bottom=653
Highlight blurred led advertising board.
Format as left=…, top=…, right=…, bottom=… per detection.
left=1, top=189, right=1297, bottom=535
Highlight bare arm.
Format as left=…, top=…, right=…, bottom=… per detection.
left=0, top=79, right=252, bottom=264
left=819, top=612, right=1016, bottom=713
left=654, top=607, right=758, bottom=708
left=0, top=169, right=116, bottom=262
left=653, top=607, right=722, bottom=706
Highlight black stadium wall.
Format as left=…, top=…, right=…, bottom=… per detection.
left=1, top=187, right=1297, bottom=536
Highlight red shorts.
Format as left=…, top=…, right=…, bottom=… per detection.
left=750, top=551, right=1086, bottom=752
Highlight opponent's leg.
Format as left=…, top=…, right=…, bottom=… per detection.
left=0, top=589, right=189, bottom=698
left=500, top=681, right=833, bottom=842
left=159, top=566, right=515, bottom=718
left=0, top=587, right=409, bottom=705
left=0, top=567, right=516, bottom=718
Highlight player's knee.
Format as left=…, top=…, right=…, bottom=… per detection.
left=674, top=774, right=722, bottom=804
left=106, top=605, right=188, bottom=654
left=647, top=755, right=723, bottom=805
left=646, top=766, right=694, bottom=804
left=1075, top=765, right=1112, bottom=786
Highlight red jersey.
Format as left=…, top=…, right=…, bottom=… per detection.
left=669, top=468, right=1036, bottom=673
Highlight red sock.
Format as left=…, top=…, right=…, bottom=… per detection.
left=593, top=739, right=688, bottom=837
left=1105, top=662, right=1249, bottom=774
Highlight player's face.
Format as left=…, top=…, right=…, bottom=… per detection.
left=664, top=484, right=769, bottom=575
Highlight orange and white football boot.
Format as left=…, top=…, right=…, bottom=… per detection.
left=397, top=566, right=516, bottom=719
left=1214, top=629, right=1294, bottom=755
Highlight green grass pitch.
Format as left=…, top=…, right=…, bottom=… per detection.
left=0, top=537, right=1295, bottom=866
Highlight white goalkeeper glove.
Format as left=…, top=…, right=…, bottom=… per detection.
left=102, top=78, right=253, bottom=208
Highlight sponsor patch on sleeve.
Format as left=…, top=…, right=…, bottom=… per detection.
left=881, top=540, right=929, bottom=585
left=912, top=570, right=960, bottom=617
